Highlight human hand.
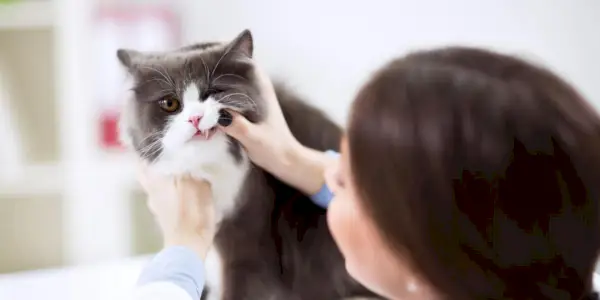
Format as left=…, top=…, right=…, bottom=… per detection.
left=137, top=161, right=216, bottom=259
left=218, top=67, right=331, bottom=195
left=218, top=66, right=301, bottom=174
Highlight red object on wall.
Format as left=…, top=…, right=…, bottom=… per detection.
left=100, top=111, right=122, bottom=149
left=94, top=3, right=181, bottom=150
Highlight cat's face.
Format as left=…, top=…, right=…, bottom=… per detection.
left=118, top=30, right=264, bottom=174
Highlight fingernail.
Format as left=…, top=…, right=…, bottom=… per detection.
left=218, top=109, right=232, bottom=127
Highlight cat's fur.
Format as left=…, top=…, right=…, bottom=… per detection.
left=117, top=29, right=381, bottom=300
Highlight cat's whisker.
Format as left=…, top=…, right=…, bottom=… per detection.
left=217, top=93, right=258, bottom=111
left=210, top=45, right=236, bottom=80
left=222, top=99, right=253, bottom=107
left=160, top=65, right=176, bottom=88
left=140, top=141, right=164, bottom=161
left=137, top=138, right=159, bottom=152
left=137, top=130, right=167, bottom=158
left=138, top=77, right=173, bottom=90
left=140, top=66, right=176, bottom=90
left=144, top=145, right=163, bottom=160
left=233, top=93, right=258, bottom=108
left=183, top=59, right=199, bottom=88
left=212, top=73, right=247, bottom=84
left=198, top=55, right=211, bottom=82
left=140, top=84, right=177, bottom=97
left=137, top=129, right=166, bottom=145
left=158, top=88, right=176, bottom=96
left=139, top=141, right=161, bottom=157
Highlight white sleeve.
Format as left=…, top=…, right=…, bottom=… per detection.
left=134, top=282, right=194, bottom=300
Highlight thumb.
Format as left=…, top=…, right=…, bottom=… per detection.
left=218, top=110, right=257, bottom=144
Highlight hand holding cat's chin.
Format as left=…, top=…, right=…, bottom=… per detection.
left=137, top=161, right=217, bottom=259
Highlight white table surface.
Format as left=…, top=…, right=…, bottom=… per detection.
left=0, top=256, right=599, bottom=300
left=0, top=256, right=151, bottom=300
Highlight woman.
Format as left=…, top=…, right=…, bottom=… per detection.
left=134, top=47, right=600, bottom=299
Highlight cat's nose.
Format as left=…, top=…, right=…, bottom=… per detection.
left=188, top=115, right=203, bottom=128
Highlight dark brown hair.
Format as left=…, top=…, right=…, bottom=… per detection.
left=347, top=47, right=600, bottom=299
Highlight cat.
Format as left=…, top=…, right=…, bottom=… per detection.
left=117, top=29, right=382, bottom=300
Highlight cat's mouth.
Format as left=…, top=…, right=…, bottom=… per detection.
left=192, top=127, right=218, bottom=141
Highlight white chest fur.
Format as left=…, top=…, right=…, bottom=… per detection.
left=152, top=134, right=250, bottom=222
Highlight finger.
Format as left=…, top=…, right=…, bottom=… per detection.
left=218, top=110, right=257, bottom=143
left=177, top=176, right=212, bottom=199
left=179, top=175, right=212, bottom=192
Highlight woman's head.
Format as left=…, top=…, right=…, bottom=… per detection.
left=327, top=47, right=600, bottom=299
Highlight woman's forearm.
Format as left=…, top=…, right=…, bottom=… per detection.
left=275, top=144, right=338, bottom=198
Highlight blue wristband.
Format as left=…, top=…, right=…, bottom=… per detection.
left=310, top=150, right=340, bottom=209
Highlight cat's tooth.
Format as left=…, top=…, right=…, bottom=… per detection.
left=205, top=131, right=209, bottom=139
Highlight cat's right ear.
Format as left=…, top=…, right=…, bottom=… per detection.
left=116, top=49, right=143, bottom=72
left=227, top=29, right=254, bottom=58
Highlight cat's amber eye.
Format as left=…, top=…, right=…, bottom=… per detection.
left=158, top=97, right=181, bottom=113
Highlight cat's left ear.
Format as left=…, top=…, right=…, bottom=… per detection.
left=116, top=49, right=144, bottom=72
left=226, top=29, right=254, bottom=58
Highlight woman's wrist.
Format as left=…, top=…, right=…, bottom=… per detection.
left=277, top=142, right=334, bottom=196
left=164, top=222, right=215, bottom=260
left=165, top=233, right=212, bottom=260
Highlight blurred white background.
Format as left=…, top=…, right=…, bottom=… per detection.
left=0, top=0, right=598, bottom=299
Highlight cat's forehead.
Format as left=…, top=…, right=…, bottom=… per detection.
left=134, top=46, right=254, bottom=88
left=137, top=43, right=225, bottom=68
left=177, top=41, right=224, bottom=52
left=134, top=42, right=253, bottom=81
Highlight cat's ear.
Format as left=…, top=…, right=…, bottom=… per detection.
left=116, top=49, right=143, bottom=71
left=227, top=29, right=254, bottom=58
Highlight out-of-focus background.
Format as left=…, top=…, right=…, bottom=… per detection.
left=0, top=0, right=598, bottom=299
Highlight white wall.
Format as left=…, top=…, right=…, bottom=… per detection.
left=182, top=0, right=600, bottom=125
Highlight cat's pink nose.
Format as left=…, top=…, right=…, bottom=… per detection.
left=188, top=115, right=203, bottom=128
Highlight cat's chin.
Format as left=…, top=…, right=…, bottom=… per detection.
left=151, top=132, right=238, bottom=181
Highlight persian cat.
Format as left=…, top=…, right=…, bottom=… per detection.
left=117, top=29, right=381, bottom=300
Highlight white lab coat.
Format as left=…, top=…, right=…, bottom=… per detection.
left=134, top=282, right=195, bottom=300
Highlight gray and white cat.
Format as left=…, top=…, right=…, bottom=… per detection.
left=117, top=29, right=381, bottom=300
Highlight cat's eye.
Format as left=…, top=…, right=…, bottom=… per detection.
left=158, top=97, right=181, bottom=113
